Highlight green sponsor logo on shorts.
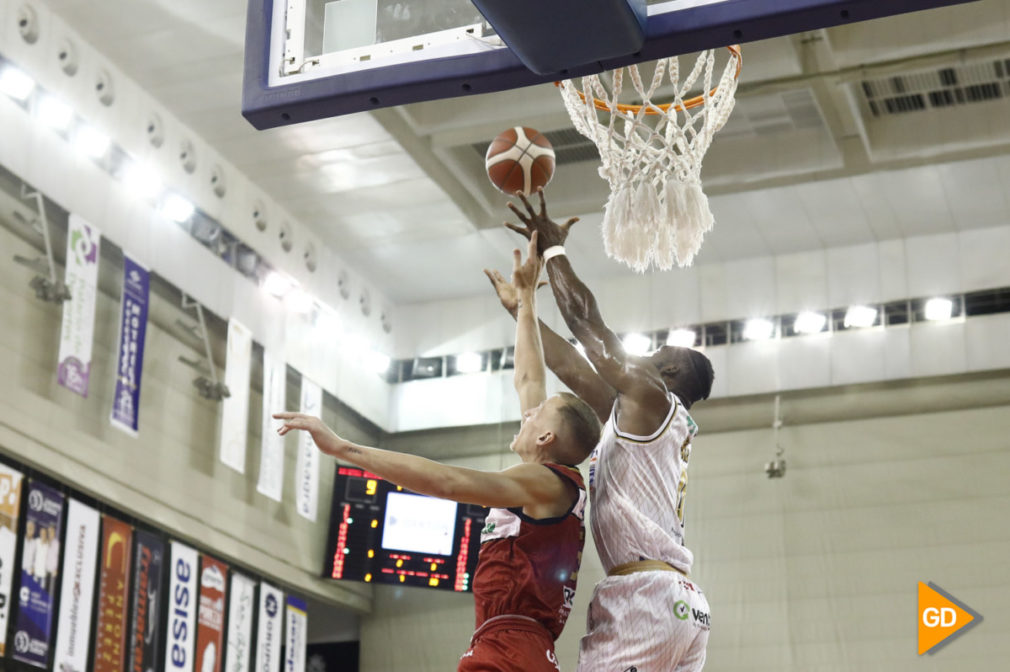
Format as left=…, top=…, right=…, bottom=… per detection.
left=482, top=522, right=495, bottom=535
left=674, top=600, right=690, bottom=620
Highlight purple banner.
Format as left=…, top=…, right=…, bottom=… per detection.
left=110, top=255, right=150, bottom=435
left=13, top=481, right=66, bottom=668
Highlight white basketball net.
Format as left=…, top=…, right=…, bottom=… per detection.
left=559, top=49, right=740, bottom=271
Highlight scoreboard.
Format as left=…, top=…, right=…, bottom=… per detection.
left=322, top=466, right=487, bottom=592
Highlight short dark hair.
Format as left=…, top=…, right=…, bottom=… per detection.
left=683, top=349, right=714, bottom=404
left=555, top=392, right=602, bottom=465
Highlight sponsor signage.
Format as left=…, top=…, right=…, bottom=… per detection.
left=13, top=480, right=65, bottom=668
left=110, top=255, right=150, bottom=435
left=295, top=377, right=322, bottom=521
left=254, top=583, right=283, bottom=672
left=195, top=556, right=228, bottom=672
left=223, top=574, right=256, bottom=672
left=0, top=465, right=24, bottom=656
left=257, top=350, right=286, bottom=502
left=57, top=215, right=102, bottom=397
left=165, top=542, right=199, bottom=672
left=128, top=531, right=165, bottom=672
left=284, top=597, right=307, bottom=672
left=93, top=516, right=134, bottom=672
left=52, top=500, right=101, bottom=672
left=220, top=319, right=253, bottom=473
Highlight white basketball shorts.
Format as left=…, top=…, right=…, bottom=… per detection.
left=577, top=571, right=710, bottom=672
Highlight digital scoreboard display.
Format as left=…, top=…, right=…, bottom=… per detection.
left=323, top=466, right=487, bottom=592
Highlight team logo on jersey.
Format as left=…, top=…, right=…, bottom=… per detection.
left=481, top=522, right=495, bottom=535
left=680, top=439, right=691, bottom=463
left=686, top=413, right=698, bottom=437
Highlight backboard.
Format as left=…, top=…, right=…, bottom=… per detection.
left=242, top=0, right=979, bottom=130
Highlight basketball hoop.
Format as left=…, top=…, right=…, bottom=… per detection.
left=558, top=46, right=742, bottom=271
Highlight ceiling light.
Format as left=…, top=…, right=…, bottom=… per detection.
left=74, top=125, right=110, bottom=158
left=121, top=162, right=162, bottom=199
left=263, top=271, right=295, bottom=298
left=0, top=65, right=35, bottom=100
left=742, top=318, right=775, bottom=341
left=161, top=194, right=195, bottom=222
left=793, top=311, right=826, bottom=335
left=365, top=350, right=391, bottom=375
left=286, top=289, right=314, bottom=314
left=923, top=297, right=953, bottom=321
left=666, top=328, right=697, bottom=347
left=37, top=95, right=74, bottom=130
left=622, top=333, right=651, bottom=356
left=455, top=352, right=483, bottom=374
left=844, top=305, right=877, bottom=329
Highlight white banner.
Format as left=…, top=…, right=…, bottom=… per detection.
left=284, top=597, right=307, bottom=672
left=295, top=376, right=322, bottom=522
left=57, top=215, right=101, bottom=397
left=52, top=500, right=100, bottom=672
left=254, top=583, right=283, bottom=672
left=257, top=350, right=287, bottom=501
left=165, top=542, right=199, bottom=672
left=0, top=464, right=23, bottom=655
left=224, top=573, right=256, bottom=672
left=220, top=319, right=253, bottom=473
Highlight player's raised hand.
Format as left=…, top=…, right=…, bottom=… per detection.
left=504, top=187, right=579, bottom=253
left=512, top=231, right=542, bottom=292
left=273, top=412, right=345, bottom=457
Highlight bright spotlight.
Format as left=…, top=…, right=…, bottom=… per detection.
left=666, top=328, right=697, bottom=348
left=742, top=318, right=775, bottom=341
left=161, top=194, right=195, bottom=222
left=262, top=272, right=295, bottom=298
left=622, top=333, right=651, bottom=356
left=37, top=95, right=74, bottom=130
left=121, top=162, right=162, bottom=199
left=74, top=125, right=110, bottom=158
left=793, top=311, right=826, bottom=335
left=0, top=65, right=35, bottom=100
left=844, top=305, right=877, bottom=329
left=286, top=289, right=314, bottom=314
left=924, top=297, right=953, bottom=321
left=455, top=352, right=483, bottom=374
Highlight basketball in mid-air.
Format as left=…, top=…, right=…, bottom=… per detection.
left=485, top=127, right=555, bottom=196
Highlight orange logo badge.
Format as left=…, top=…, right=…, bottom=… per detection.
left=918, top=582, right=982, bottom=655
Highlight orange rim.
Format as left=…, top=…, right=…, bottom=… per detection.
left=555, top=45, right=742, bottom=115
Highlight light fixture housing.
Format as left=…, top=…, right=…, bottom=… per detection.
left=74, top=125, right=110, bottom=158
left=793, top=311, right=827, bottom=335
left=455, top=352, right=484, bottom=374
left=844, top=305, right=878, bottom=329
left=743, top=318, right=775, bottom=341
left=622, top=333, right=651, bottom=356
left=0, top=65, right=35, bottom=100
left=286, top=289, right=314, bottom=314
left=37, top=95, right=74, bottom=130
left=365, top=350, right=392, bottom=375
left=263, top=271, right=295, bottom=298
left=161, top=194, right=195, bottom=223
left=666, top=328, right=697, bottom=348
left=121, top=162, right=162, bottom=199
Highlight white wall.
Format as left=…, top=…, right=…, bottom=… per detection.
left=361, top=396, right=1010, bottom=671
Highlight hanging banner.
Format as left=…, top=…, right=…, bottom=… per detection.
left=0, top=464, right=24, bottom=656
left=165, top=542, right=199, bottom=672
left=93, top=516, right=133, bottom=672
left=257, top=350, right=286, bottom=501
left=283, top=597, right=307, bottom=672
left=223, top=573, right=255, bottom=672
left=295, top=376, right=322, bottom=522
left=220, top=319, right=253, bottom=473
left=195, top=556, right=228, bottom=672
left=13, top=480, right=65, bottom=668
left=52, top=500, right=101, bottom=672
left=254, top=583, right=283, bottom=672
left=128, top=531, right=164, bottom=672
left=110, top=255, right=150, bottom=435
left=57, top=215, right=102, bottom=397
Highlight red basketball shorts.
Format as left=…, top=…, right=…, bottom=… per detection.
left=458, top=616, right=561, bottom=672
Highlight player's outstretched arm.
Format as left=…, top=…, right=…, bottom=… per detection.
left=273, top=413, right=568, bottom=509
left=505, top=190, right=670, bottom=433
left=512, top=232, right=547, bottom=413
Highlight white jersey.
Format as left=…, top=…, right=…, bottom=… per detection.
left=588, top=392, right=698, bottom=574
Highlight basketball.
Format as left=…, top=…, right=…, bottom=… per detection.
left=485, top=127, right=555, bottom=196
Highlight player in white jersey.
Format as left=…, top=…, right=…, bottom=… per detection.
left=489, top=189, right=715, bottom=671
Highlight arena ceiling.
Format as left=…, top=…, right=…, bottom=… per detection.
left=41, top=0, right=1010, bottom=303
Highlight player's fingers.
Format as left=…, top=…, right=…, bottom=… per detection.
left=517, top=192, right=536, bottom=218
left=504, top=222, right=531, bottom=239
left=536, top=186, right=547, bottom=217
left=506, top=202, right=528, bottom=222
left=512, top=248, right=522, bottom=272
left=273, top=412, right=298, bottom=420
left=537, top=281, right=548, bottom=290
left=528, top=231, right=538, bottom=257
left=563, top=217, right=580, bottom=231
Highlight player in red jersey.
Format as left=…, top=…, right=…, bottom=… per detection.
left=275, top=232, right=601, bottom=672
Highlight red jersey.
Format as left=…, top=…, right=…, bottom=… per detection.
left=472, top=464, right=587, bottom=640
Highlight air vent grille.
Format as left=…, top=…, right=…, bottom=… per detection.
left=860, top=60, right=1010, bottom=117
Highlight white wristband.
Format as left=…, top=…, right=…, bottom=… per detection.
left=542, top=245, right=566, bottom=262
